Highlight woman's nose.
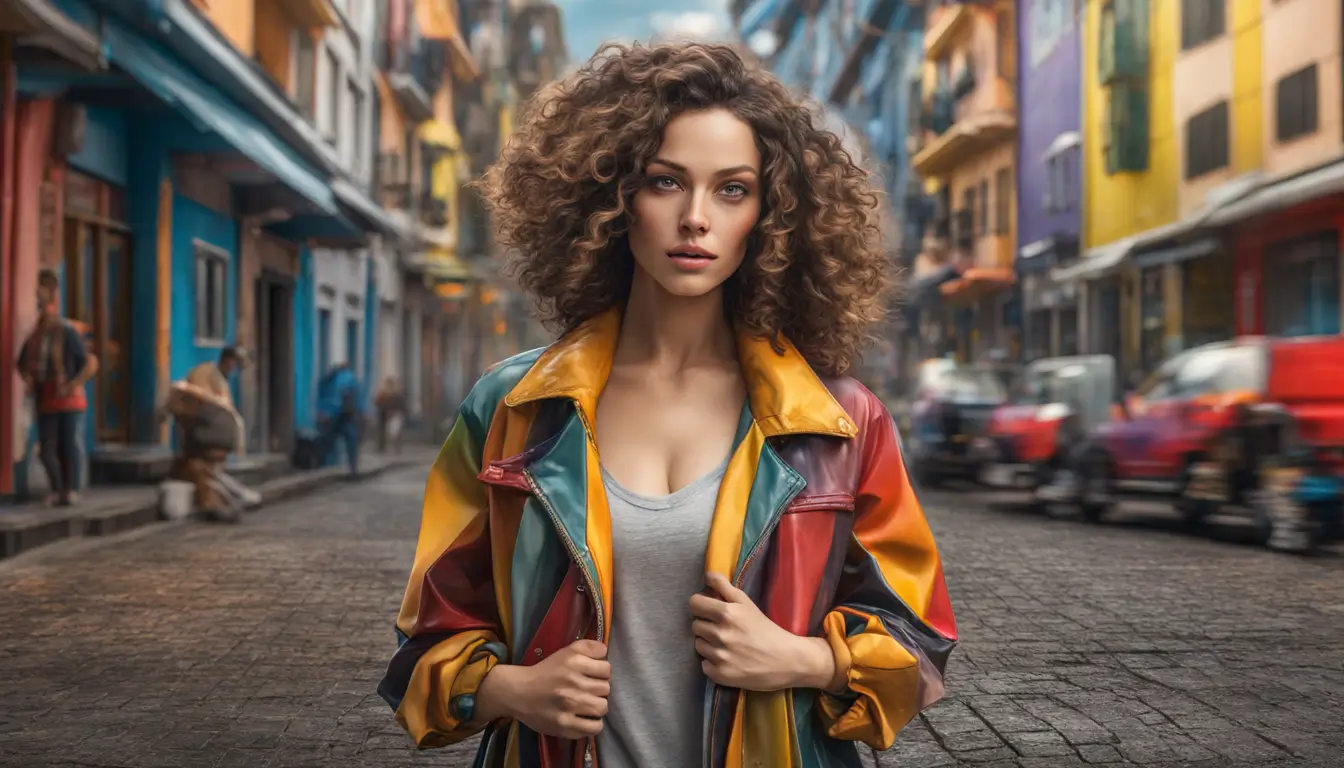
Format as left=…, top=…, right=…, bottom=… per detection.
left=681, top=198, right=709, bottom=235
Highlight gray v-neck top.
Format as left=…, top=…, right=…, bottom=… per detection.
left=595, top=457, right=729, bottom=768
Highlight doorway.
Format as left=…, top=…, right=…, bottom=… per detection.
left=62, top=172, right=132, bottom=446
left=254, top=272, right=295, bottom=454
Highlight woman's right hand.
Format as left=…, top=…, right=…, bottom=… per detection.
left=475, top=640, right=611, bottom=739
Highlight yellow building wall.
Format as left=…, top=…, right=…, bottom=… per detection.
left=1229, top=0, right=1262, bottom=174
left=197, top=0, right=256, bottom=57
left=1082, top=0, right=1179, bottom=249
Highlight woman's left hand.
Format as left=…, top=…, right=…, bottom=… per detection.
left=690, top=572, right=837, bottom=692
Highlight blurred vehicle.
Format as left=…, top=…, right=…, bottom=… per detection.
left=1051, top=337, right=1344, bottom=552
left=977, top=355, right=1114, bottom=503
left=906, top=358, right=1008, bottom=487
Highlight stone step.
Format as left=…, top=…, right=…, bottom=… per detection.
left=0, top=454, right=423, bottom=561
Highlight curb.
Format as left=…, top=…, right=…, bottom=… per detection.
left=1, top=457, right=423, bottom=561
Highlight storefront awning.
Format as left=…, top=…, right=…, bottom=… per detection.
left=1050, top=237, right=1135, bottom=284
left=904, top=263, right=961, bottom=307
left=418, top=119, right=462, bottom=151
left=940, top=267, right=1015, bottom=302
left=100, top=17, right=339, bottom=216
left=423, top=249, right=472, bottom=283
left=1018, top=233, right=1080, bottom=275
left=1131, top=237, right=1219, bottom=270
left=415, top=0, right=479, bottom=80
left=1207, top=160, right=1344, bottom=227
left=1, top=0, right=102, bottom=69
left=332, top=179, right=413, bottom=243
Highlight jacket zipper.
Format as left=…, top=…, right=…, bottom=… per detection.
left=522, top=468, right=606, bottom=768
left=703, top=476, right=804, bottom=768
left=522, top=469, right=605, bottom=642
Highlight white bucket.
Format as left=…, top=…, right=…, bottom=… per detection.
left=159, top=480, right=195, bottom=521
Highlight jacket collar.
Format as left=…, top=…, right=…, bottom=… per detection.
left=503, top=307, right=857, bottom=439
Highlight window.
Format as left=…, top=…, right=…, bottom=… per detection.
left=1045, top=152, right=1072, bottom=212
left=995, top=167, right=1012, bottom=234
left=1105, top=83, right=1149, bottom=174
left=194, top=242, right=228, bottom=344
left=1264, top=232, right=1342, bottom=338
left=294, top=32, right=316, bottom=120
left=1276, top=64, right=1319, bottom=143
left=324, top=48, right=340, bottom=141
left=977, top=178, right=989, bottom=236
left=1185, top=100, right=1229, bottom=179
left=1180, top=0, right=1224, bottom=50
left=348, top=77, right=363, bottom=174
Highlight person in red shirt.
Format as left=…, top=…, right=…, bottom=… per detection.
left=17, top=270, right=98, bottom=506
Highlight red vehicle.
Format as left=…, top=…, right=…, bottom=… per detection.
left=1063, top=336, right=1344, bottom=550
left=978, top=355, right=1114, bottom=501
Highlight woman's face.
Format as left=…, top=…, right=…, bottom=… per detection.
left=627, top=107, right=762, bottom=298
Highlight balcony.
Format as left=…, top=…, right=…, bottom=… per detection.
left=912, top=101, right=1016, bottom=178
left=1098, top=0, right=1148, bottom=85
left=420, top=193, right=449, bottom=228
left=388, top=42, right=442, bottom=123
left=924, top=3, right=972, bottom=62
left=275, top=0, right=338, bottom=28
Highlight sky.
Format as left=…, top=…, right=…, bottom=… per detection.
left=552, top=0, right=736, bottom=66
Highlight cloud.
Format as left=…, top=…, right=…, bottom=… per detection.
left=649, top=10, right=731, bottom=41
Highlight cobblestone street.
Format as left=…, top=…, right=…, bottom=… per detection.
left=1, top=468, right=1341, bottom=768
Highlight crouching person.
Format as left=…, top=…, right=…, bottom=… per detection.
left=163, top=382, right=248, bottom=523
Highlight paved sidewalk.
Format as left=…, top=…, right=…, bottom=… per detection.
left=0, top=447, right=436, bottom=561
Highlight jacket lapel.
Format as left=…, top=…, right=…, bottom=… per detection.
left=498, top=306, right=862, bottom=647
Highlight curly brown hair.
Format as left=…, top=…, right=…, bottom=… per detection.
left=477, top=41, right=893, bottom=377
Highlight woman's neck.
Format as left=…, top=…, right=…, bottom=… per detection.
left=613, top=269, right=736, bottom=373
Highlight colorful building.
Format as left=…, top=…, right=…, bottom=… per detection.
left=1213, top=0, right=1344, bottom=341
left=1017, top=0, right=1083, bottom=360
left=910, top=0, right=1020, bottom=365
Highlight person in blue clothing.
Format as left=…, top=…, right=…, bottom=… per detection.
left=317, top=361, right=363, bottom=477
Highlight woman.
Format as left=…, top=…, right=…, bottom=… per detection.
left=379, top=42, right=956, bottom=767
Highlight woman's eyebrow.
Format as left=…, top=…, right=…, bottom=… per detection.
left=650, top=157, right=759, bottom=177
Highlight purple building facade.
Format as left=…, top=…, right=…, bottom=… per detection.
left=1018, top=0, right=1083, bottom=359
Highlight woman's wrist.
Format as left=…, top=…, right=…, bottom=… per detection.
left=473, top=663, right=526, bottom=724
left=790, top=636, right=847, bottom=694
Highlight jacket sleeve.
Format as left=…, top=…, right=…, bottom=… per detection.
left=816, top=392, right=957, bottom=750
left=377, top=396, right=508, bottom=748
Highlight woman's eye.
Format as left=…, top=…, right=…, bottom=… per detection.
left=722, top=182, right=749, bottom=197
left=651, top=176, right=680, bottom=190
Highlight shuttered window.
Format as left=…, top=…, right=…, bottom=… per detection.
left=1185, top=101, right=1229, bottom=180
left=1275, top=64, right=1319, bottom=143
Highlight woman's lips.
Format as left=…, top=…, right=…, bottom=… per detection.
left=667, top=251, right=717, bottom=271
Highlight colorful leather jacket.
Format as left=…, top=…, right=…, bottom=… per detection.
left=378, top=308, right=957, bottom=768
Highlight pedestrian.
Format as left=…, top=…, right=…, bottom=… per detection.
left=373, top=376, right=405, bottom=455
left=17, top=269, right=98, bottom=507
left=377, top=42, right=956, bottom=767
left=316, top=362, right=362, bottom=477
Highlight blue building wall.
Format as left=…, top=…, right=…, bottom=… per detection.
left=293, top=248, right=317, bottom=431
left=170, top=196, right=238, bottom=381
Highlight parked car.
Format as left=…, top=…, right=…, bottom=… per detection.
left=1056, top=337, right=1344, bottom=552
left=977, top=355, right=1114, bottom=504
left=906, top=359, right=1008, bottom=487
